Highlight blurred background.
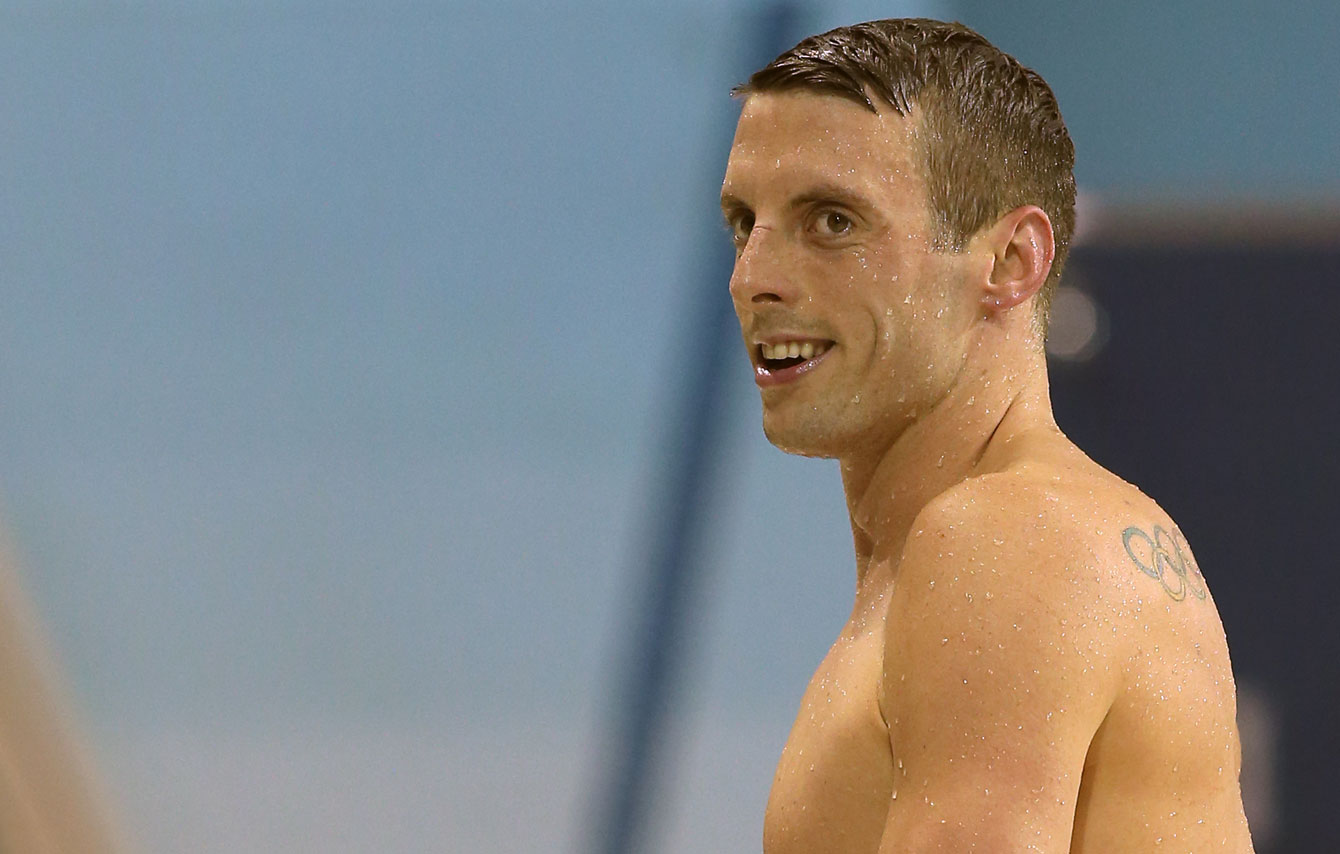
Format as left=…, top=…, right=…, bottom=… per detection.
left=0, top=0, right=1336, bottom=851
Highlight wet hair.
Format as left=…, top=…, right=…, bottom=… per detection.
left=733, top=18, right=1076, bottom=333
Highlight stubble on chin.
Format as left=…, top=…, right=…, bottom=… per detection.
left=762, top=390, right=923, bottom=463
left=760, top=404, right=846, bottom=459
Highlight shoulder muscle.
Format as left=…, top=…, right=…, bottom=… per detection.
left=875, top=476, right=1120, bottom=849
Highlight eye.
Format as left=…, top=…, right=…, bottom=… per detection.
left=812, top=209, right=854, bottom=238
left=725, top=211, right=755, bottom=248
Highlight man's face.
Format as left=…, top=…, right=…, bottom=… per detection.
left=721, top=91, right=979, bottom=459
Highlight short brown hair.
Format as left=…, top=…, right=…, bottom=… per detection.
left=733, top=18, right=1076, bottom=333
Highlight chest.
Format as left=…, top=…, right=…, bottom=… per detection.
left=763, top=619, right=895, bottom=854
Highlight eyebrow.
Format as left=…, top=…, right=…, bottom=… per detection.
left=720, top=182, right=878, bottom=215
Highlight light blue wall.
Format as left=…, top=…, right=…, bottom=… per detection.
left=959, top=1, right=1340, bottom=200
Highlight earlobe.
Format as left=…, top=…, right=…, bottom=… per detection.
left=980, top=206, right=1055, bottom=314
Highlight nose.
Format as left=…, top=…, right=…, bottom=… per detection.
left=728, top=226, right=795, bottom=307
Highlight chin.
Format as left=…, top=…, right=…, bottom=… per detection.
left=761, top=414, right=845, bottom=459
left=761, top=401, right=914, bottom=461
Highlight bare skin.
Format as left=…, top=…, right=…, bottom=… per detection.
left=721, top=91, right=1253, bottom=852
left=0, top=545, right=124, bottom=853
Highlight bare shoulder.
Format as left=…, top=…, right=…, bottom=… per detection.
left=885, top=454, right=1224, bottom=702
left=872, top=460, right=1142, bottom=841
left=874, top=454, right=1250, bottom=849
left=878, top=457, right=1145, bottom=727
left=902, top=458, right=1252, bottom=849
left=903, top=455, right=1211, bottom=616
left=895, top=457, right=1149, bottom=613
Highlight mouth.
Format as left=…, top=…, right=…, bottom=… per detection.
left=755, top=339, right=835, bottom=387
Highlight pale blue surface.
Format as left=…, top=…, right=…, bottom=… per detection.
left=968, top=1, right=1340, bottom=200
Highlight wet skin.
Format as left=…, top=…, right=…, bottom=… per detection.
left=721, top=91, right=1254, bottom=853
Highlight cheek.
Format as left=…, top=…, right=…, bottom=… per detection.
left=883, top=273, right=964, bottom=358
left=869, top=304, right=957, bottom=387
left=860, top=267, right=914, bottom=355
left=872, top=308, right=904, bottom=360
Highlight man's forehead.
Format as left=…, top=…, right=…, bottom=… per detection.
left=732, top=90, right=919, bottom=150
left=723, top=91, right=921, bottom=199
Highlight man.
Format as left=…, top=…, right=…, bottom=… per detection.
left=720, top=19, right=1254, bottom=853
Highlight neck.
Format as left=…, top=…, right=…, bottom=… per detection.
left=841, top=340, right=1056, bottom=589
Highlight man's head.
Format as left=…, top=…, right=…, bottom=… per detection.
left=734, top=18, right=1076, bottom=327
left=721, top=19, right=1073, bottom=459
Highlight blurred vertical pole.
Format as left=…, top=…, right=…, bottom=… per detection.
left=585, top=5, right=804, bottom=854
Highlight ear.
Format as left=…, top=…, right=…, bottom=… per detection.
left=976, top=205, right=1055, bottom=314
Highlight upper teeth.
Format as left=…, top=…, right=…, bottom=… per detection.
left=761, top=341, right=829, bottom=360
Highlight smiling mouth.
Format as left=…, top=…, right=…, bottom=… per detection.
left=754, top=340, right=835, bottom=386
left=759, top=340, right=833, bottom=371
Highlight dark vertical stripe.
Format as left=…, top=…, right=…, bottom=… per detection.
left=583, top=5, right=805, bottom=853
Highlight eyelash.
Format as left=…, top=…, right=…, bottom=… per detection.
left=722, top=207, right=855, bottom=247
left=813, top=209, right=853, bottom=236
left=724, top=212, right=753, bottom=245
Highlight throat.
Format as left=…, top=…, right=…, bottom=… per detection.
left=842, top=380, right=1047, bottom=579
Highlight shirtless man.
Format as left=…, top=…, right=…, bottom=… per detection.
left=719, top=19, right=1254, bottom=853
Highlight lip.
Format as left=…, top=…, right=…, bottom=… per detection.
left=754, top=343, right=834, bottom=387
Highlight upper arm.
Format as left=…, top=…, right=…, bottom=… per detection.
left=877, top=493, right=1119, bottom=853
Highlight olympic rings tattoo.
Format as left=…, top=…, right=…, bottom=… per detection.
left=1121, top=525, right=1207, bottom=602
